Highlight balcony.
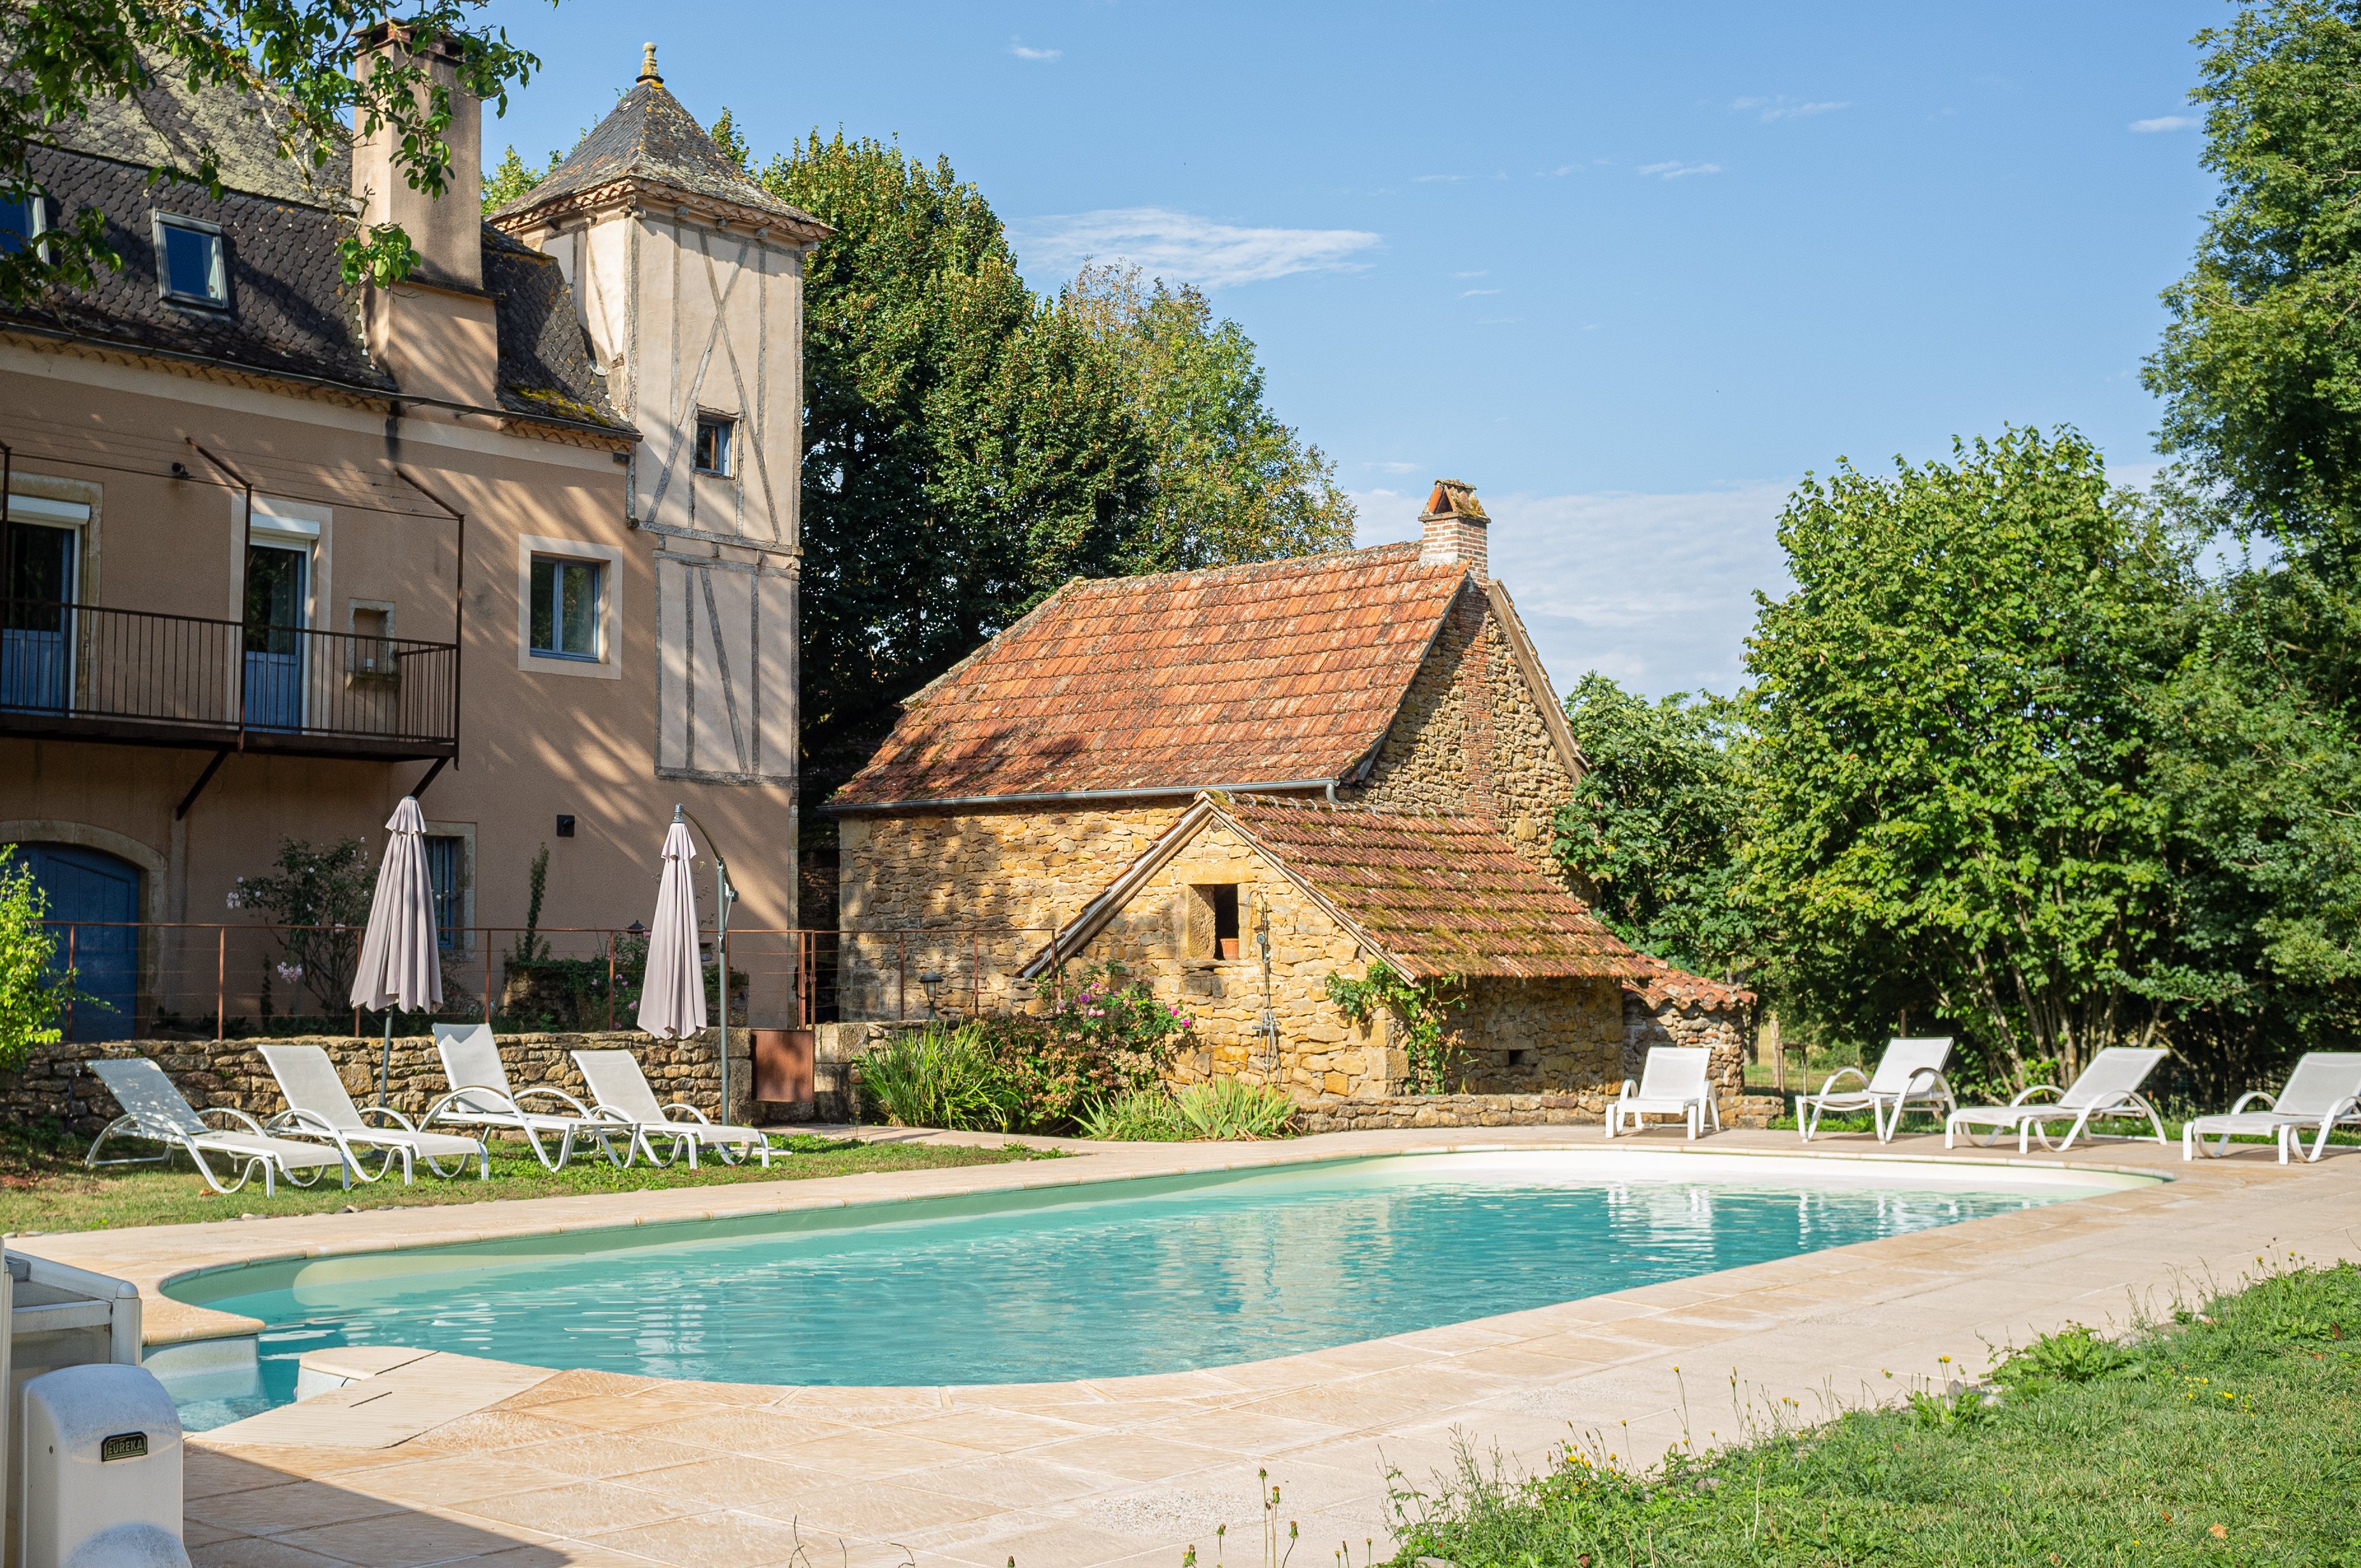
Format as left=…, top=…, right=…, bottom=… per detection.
left=0, top=598, right=457, bottom=760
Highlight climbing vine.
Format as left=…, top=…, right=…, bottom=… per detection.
left=1326, top=961, right=1464, bottom=1096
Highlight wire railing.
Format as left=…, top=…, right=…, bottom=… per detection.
left=32, top=921, right=1061, bottom=1042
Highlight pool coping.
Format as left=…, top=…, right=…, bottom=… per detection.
left=18, top=1126, right=2360, bottom=1568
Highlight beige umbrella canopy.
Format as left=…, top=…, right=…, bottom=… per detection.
left=637, top=809, right=708, bottom=1040
left=351, top=796, right=444, bottom=1106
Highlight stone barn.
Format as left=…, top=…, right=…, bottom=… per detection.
left=823, top=479, right=1757, bottom=1121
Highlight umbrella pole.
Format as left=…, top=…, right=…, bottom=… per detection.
left=378, top=1012, right=394, bottom=1109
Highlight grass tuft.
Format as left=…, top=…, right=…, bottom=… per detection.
left=1386, top=1261, right=2361, bottom=1566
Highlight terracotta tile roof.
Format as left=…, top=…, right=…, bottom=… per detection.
left=1625, top=952, right=1755, bottom=1014
left=832, top=544, right=1471, bottom=807
left=1218, top=796, right=1647, bottom=980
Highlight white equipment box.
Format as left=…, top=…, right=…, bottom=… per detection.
left=17, top=1364, right=188, bottom=1568
left=4, top=1252, right=150, bottom=1568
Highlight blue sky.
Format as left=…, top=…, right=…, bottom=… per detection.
left=483, top=1, right=2225, bottom=698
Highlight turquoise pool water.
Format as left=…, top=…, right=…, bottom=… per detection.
left=157, top=1150, right=2146, bottom=1429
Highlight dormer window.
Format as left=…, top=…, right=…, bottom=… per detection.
left=693, top=413, right=735, bottom=477
left=0, top=192, right=45, bottom=256
left=153, top=213, right=227, bottom=306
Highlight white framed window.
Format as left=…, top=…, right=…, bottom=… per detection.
left=693, top=413, right=735, bottom=477
left=153, top=213, right=227, bottom=307
left=516, top=534, right=622, bottom=680
left=1, top=191, right=46, bottom=258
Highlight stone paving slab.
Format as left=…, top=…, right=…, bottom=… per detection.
left=16, top=1124, right=2361, bottom=1568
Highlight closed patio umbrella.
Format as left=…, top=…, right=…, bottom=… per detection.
left=637, top=807, right=708, bottom=1041
left=350, top=795, right=444, bottom=1106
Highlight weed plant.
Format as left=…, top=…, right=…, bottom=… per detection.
left=1081, top=1078, right=1298, bottom=1141
left=1382, top=1261, right=2361, bottom=1566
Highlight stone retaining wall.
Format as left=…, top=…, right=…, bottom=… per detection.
left=2, top=1029, right=752, bottom=1136
left=1298, top=1087, right=1784, bottom=1134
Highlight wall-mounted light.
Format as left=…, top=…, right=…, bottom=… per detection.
left=555, top=814, right=576, bottom=838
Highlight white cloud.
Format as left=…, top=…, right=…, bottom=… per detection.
left=1010, top=208, right=1380, bottom=288
left=1637, top=160, right=1722, bottom=180
left=2129, top=115, right=2197, bottom=133
left=1412, top=173, right=1468, bottom=183
left=1009, top=39, right=1061, bottom=62
left=1733, top=95, right=1849, bottom=122
left=1354, top=480, right=1796, bottom=697
left=1461, top=287, right=1501, bottom=297
left=1369, top=460, right=1422, bottom=475
left=1453, top=269, right=1489, bottom=278
left=1537, top=164, right=1580, bottom=178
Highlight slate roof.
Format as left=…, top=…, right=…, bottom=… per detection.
left=3, top=63, right=626, bottom=437
left=6, top=139, right=393, bottom=393
left=482, top=225, right=627, bottom=431
left=1219, top=796, right=1647, bottom=980
left=832, top=544, right=1474, bottom=807
left=490, top=75, right=823, bottom=233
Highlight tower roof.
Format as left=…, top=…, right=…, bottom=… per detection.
left=488, top=46, right=827, bottom=238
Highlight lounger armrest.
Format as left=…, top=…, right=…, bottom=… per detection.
left=425, top=1085, right=519, bottom=1122
left=197, top=1105, right=270, bottom=1138
left=661, top=1102, right=714, bottom=1125
left=2227, top=1090, right=2277, bottom=1116
left=1901, top=1068, right=1952, bottom=1096
left=266, top=1108, right=341, bottom=1139
left=2006, top=1084, right=2062, bottom=1107
left=513, top=1085, right=597, bottom=1120
left=1811, top=1066, right=1869, bottom=1098
left=1616, top=1078, right=1637, bottom=1100
left=358, top=1106, right=420, bottom=1133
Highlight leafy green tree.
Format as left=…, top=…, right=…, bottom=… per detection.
left=0, top=848, right=71, bottom=1071
left=481, top=143, right=560, bottom=211
left=1741, top=428, right=2186, bottom=1082
left=1, top=1, right=548, bottom=302
left=1552, top=673, right=1751, bottom=978
left=1064, top=265, right=1355, bottom=572
left=2146, top=0, right=2361, bottom=539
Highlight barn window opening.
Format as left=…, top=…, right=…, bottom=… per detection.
left=1185, top=883, right=1244, bottom=959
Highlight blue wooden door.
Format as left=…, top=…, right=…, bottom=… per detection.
left=13, top=842, right=139, bottom=1040
left=243, top=542, right=306, bottom=731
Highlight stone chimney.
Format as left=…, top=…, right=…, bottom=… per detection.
left=1419, top=478, right=1489, bottom=581
left=351, top=27, right=495, bottom=408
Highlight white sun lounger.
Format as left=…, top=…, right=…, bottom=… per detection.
left=2183, top=1052, right=2361, bottom=1165
left=259, top=1044, right=489, bottom=1183
left=573, top=1050, right=776, bottom=1170
left=1944, top=1047, right=2169, bottom=1153
left=1607, top=1046, right=1720, bottom=1140
left=84, top=1057, right=348, bottom=1196
left=423, top=1023, right=618, bottom=1170
left=1799, top=1036, right=1957, bottom=1143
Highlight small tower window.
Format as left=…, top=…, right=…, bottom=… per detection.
left=153, top=213, right=227, bottom=306
left=1186, top=884, right=1243, bottom=959
left=693, top=414, right=735, bottom=476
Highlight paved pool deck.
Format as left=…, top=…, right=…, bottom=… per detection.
left=18, top=1124, right=2361, bottom=1568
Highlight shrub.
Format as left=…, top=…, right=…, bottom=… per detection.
left=227, top=837, right=372, bottom=1015
left=1079, top=1078, right=1298, bottom=1141
left=857, top=1021, right=1017, bottom=1131
left=0, top=848, right=70, bottom=1072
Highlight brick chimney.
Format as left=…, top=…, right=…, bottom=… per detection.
left=351, top=27, right=496, bottom=408
left=1419, top=478, right=1489, bottom=581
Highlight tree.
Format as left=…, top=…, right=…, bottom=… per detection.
left=1551, top=673, right=1751, bottom=978
left=1, top=2, right=546, bottom=304
left=1741, top=428, right=2186, bottom=1082
left=1064, top=265, right=1355, bottom=573
left=2146, top=0, right=2361, bottom=539
left=482, top=143, right=560, bottom=212
left=228, top=837, right=375, bottom=1016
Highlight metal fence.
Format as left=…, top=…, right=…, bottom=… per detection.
left=33, top=921, right=1062, bottom=1042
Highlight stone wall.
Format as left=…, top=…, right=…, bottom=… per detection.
left=836, top=803, right=1184, bottom=1021
left=1, top=1028, right=753, bottom=1136
left=1298, top=1086, right=1782, bottom=1134
left=1622, top=977, right=1755, bottom=1127
left=1340, top=583, right=1582, bottom=884
left=1443, top=975, right=1624, bottom=1095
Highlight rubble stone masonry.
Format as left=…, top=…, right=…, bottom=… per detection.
left=1, top=1028, right=749, bottom=1136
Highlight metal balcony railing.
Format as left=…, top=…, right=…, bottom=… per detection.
left=0, top=598, right=458, bottom=759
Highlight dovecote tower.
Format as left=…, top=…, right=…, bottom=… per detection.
left=490, top=45, right=829, bottom=786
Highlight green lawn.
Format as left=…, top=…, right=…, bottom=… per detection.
left=1385, top=1262, right=2361, bottom=1567
left=0, top=1119, right=1056, bottom=1234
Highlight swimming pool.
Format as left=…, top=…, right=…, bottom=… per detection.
left=156, top=1150, right=2150, bottom=1430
